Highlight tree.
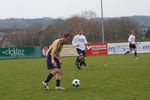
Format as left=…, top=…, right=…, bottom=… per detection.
left=145, top=30, right=150, bottom=38
left=39, top=25, right=58, bottom=46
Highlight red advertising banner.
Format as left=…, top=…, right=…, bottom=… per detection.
left=86, top=44, right=108, bottom=55
left=42, top=46, right=49, bottom=56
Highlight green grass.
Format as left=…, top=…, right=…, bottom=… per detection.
left=0, top=54, right=150, bottom=100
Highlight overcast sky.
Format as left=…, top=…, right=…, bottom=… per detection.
left=0, top=0, right=149, bottom=19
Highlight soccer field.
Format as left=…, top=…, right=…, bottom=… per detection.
left=0, top=54, right=150, bottom=100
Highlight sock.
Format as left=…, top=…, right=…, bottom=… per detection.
left=134, top=52, right=137, bottom=57
left=124, top=51, right=130, bottom=55
left=80, top=61, right=84, bottom=66
left=83, top=60, right=87, bottom=66
left=77, top=58, right=81, bottom=64
left=75, top=57, right=79, bottom=65
left=44, top=73, right=54, bottom=83
left=56, top=80, right=61, bottom=87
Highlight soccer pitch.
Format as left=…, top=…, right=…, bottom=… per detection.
left=0, top=54, right=150, bottom=100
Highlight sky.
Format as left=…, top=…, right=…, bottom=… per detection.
left=0, top=0, right=150, bottom=19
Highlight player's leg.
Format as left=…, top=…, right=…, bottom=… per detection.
left=133, top=47, right=138, bottom=58
left=76, top=49, right=83, bottom=69
left=74, top=56, right=82, bottom=69
left=124, top=49, right=132, bottom=55
left=79, top=56, right=84, bottom=66
left=42, top=56, right=57, bottom=89
left=79, top=50, right=85, bottom=66
left=82, top=57, right=87, bottom=66
left=42, top=70, right=55, bottom=90
left=75, top=56, right=83, bottom=69
left=124, top=50, right=130, bottom=55
left=55, top=69, right=65, bottom=89
left=124, top=44, right=132, bottom=55
left=43, top=55, right=55, bottom=83
left=52, top=58, right=65, bottom=89
left=82, top=50, right=87, bottom=66
left=44, top=69, right=57, bottom=83
left=42, top=55, right=55, bottom=89
left=55, top=68, right=61, bottom=87
left=74, top=56, right=79, bottom=66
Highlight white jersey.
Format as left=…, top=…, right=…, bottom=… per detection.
left=72, top=34, right=88, bottom=50
left=128, top=34, right=136, bottom=44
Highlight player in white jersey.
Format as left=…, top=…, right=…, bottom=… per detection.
left=72, top=28, right=88, bottom=69
left=124, top=30, right=138, bottom=58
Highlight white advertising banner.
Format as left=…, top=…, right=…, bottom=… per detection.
left=138, top=41, right=150, bottom=53
left=108, top=41, right=150, bottom=54
left=108, top=42, right=128, bottom=54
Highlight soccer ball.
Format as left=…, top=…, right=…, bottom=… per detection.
left=72, top=79, right=80, bottom=87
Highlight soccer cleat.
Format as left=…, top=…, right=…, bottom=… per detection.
left=134, top=57, right=139, bottom=59
left=42, top=81, right=49, bottom=90
left=73, top=63, right=77, bottom=66
left=55, top=86, right=65, bottom=90
left=76, top=63, right=82, bottom=70
left=83, top=63, right=89, bottom=66
left=124, top=52, right=127, bottom=55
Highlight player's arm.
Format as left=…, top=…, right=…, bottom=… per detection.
left=50, top=41, right=59, bottom=65
left=128, top=41, right=132, bottom=44
left=56, top=55, right=62, bottom=65
left=72, top=36, right=79, bottom=47
left=52, top=42, right=62, bottom=65
left=84, top=36, right=89, bottom=45
left=128, top=36, right=132, bottom=44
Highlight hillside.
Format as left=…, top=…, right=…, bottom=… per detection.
left=0, top=17, right=56, bottom=29
left=129, top=16, right=150, bottom=27
left=0, top=16, right=150, bottom=30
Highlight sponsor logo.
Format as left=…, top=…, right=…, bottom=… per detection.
left=42, top=47, right=49, bottom=56
left=2, top=48, right=25, bottom=56
left=143, top=45, right=150, bottom=50
left=86, top=46, right=92, bottom=50
left=86, top=45, right=107, bottom=50
left=108, top=47, right=115, bottom=51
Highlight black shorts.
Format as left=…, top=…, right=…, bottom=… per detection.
left=129, top=44, right=136, bottom=50
left=76, top=48, right=86, bottom=57
left=46, top=54, right=61, bottom=70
